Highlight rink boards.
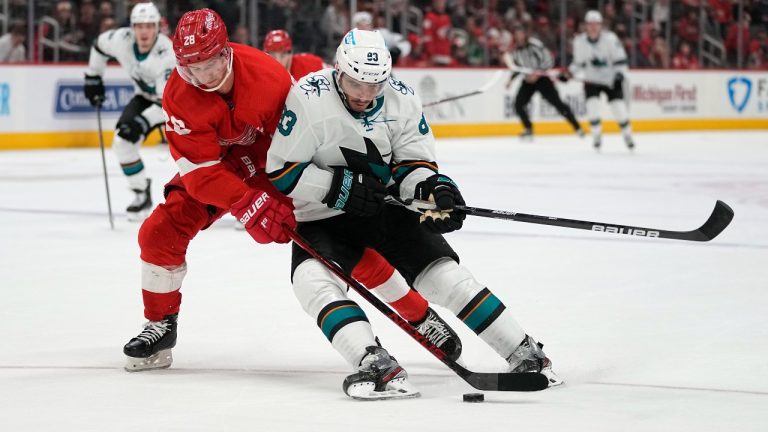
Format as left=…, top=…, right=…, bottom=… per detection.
left=0, top=64, right=766, bottom=149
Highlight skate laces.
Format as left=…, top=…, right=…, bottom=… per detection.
left=415, top=310, right=451, bottom=347
left=506, top=335, right=547, bottom=373
left=136, top=319, right=172, bottom=344
left=359, top=347, right=397, bottom=373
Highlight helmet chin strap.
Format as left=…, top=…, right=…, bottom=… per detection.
left=200, top=50, right=234, bottom=93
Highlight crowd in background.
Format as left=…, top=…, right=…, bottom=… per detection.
left=1, top=0, right=767, bottom=69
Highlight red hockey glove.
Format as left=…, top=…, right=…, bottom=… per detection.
left=230, top=190, right=296, bottom=244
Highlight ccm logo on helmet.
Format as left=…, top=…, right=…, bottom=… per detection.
left=239, top=192, right=270, bottom=224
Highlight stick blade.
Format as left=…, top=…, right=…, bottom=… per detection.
left=462, top=371, right=550, bottom=391
left=695, top=200, right=734, bottom=241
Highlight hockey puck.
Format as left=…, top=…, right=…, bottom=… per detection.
left=462, top=393, right=484, bottom=402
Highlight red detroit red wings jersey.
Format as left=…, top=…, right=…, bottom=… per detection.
left=290, top=53, right=325, bottom=80
left=162, top=43, right=293, bottom=209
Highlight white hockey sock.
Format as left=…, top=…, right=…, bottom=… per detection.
left=610, top=99, right=633, bottom=140
left=586, top=97, right=602, bottom=142
left=331, top=321, right=378, bottom=368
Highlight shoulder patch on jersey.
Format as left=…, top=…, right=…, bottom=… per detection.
left=389, top=77, right=414, bottom=95
left=300, top=75, right=331, bottom=98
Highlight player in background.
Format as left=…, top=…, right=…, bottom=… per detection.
left=267, top=29, right=562, bottom=399
left=84, top=2, right=176, bottom=220
left=351, top=11, right=411, bottom=64
left=262, top=30, right=327, bottom=79
left=560, top=10, right=635, bottom=151
left=505, top=24, right=583, bottom=141
left=120, top=9, right=298, bottom=371
left=265, top=27, right=463, bottom=364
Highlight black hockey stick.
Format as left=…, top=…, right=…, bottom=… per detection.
left=422, top=70, right=504, bottom=107
left=285, top=227, right=549, bottom=392
left=94, top=98, right=114, bottom=230
left=386, top=197, right=734, bottom=242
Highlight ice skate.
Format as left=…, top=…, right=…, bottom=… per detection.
left=123, top=314, right=177, bottom=371
left=576, top=128, right=585, bottom=138
left=593, top=137, right=601, bottom=152
left=519, top=128, right=533, bottom=142
left=127, top=178, right=152, bottom=222
left=343, top=346, right=420, bottom=400
left=506, top=334, right=563, bottom=387
left=625, top=136, right=635, bottom=151
left=411, top=307, right=462, bottom=362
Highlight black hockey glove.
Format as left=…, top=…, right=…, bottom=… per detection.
left=414, top=174, right=466, bottom=233
left=84, top=74, right=105, bottom=107
left=322, top=167, right=387, bottom=217
left=613, top=72, right=624, bottom=91
left=116, top=114, right=151, bottom=143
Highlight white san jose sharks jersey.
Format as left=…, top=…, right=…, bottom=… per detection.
left=86, top=27, right=175, bottom=104
left=569, top=30, right=628, bottom=86
left=267, top=68, right=438, bottom=222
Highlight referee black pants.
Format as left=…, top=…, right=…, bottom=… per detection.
left=514, top=77, right=581, bottom=132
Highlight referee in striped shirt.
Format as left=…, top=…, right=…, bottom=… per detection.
left=506, top=25, right=583, bottom=140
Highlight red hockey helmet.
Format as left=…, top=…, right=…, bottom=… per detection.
left=173, top=8, right=229, bottom=67
left=173, top=9, right=233, bottom=92
left=263, top=30, right=292, bottom=53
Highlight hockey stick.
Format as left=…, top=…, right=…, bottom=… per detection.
left=95, top=99, right=114, bottom=230
left=386, top=197, right=734, bottom=242
left=422, top=70, right=504, bottom=107
left=285, top=227, right=549, bottom=392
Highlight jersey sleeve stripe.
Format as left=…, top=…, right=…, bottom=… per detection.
left=268, top=161, right=310, bottom=194
left=176, top=157, right=220, bottom=176
left=613, top=59, right=628, bottom=66
left=391, top=161, right=438, bottom=180
left=93, top=42, right=111, bottom=58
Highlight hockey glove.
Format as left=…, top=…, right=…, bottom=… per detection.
left=414, top=174, right=466, bottom=233
left=613, top=72, right=624, bottom=91
left=230, top=189, right=296, bottom=244
left=322, top=167, right=387, bottom=217
left=84, top=74, right=105, bottom=107
left=117, top=114, right=151, bottom=143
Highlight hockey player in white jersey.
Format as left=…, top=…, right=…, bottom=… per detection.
left=267, top=29, right=561, bottom=399
left=561, top=10, right=635, bottom=151
left=84, top=2, right=175, bottom=220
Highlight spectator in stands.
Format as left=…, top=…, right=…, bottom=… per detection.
left=100, top=15, right=117, bottom=33
left=709, top=0, right=734, bottom=37
left=748, top=45, right=767, bottom=69
left=79, top=0, right=101, bottom=47
left=233, top=24, right=250, bottom=46
left=676, top=9, right=700, bottom=45
left=320, top=0, right=349, bottom=59
left=0, top=22, right=26, bottom=63
left=99, top=0, right=115, bottom=19
left=423, top=0, right=453, bottom=65
left=649, top=35, right=670, bottom=68
left=352, top=11, right=411, bottom=64
left=725, top=12, right=752, bottom=65
left=652, top=0, right=671, bottom=33
left=672, top=41, right=700, bottom=69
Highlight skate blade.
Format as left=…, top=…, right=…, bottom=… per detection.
left=346, top=379, right=421, bottom=401
left=126, top=208, right=151, bottom=222
left=542, top=367, right=564, bottom=387
left=124, top=349, right=173, bottom=372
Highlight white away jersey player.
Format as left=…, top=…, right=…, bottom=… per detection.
left=267, top=68, right=437, bottom=221
left=87, top=27, right=176, bottom=104
left=569, top=30, right=628, bottom=86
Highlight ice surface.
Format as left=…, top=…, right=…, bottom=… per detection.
left=1, top=132, right=767, bottom=431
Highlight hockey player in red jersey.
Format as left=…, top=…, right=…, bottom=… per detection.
left=121, top=9, right=298, bottom=371
left=263, top=29, right=327, bottom=80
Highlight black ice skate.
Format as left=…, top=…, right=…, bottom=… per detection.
left=411, top=307, right=462, bottom=362
left=593, top=137, right=602, bottom=152
left=519, top=128, right=533, bottom=142
left=343, top=346, right=420, bottom=400
left=625, top=136, right=636, bottom=151
left=506, top=334, right=563, bottom=387
left=123, top=313, right=177, bottom=372
left=127, top=178, right=152, bottom=222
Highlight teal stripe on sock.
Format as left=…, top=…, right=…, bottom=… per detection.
left=462, top=293, right=502, bottom=332
left=123, top=161, right=145, bottom=176
left=320, top=305, right=367, bottom=340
